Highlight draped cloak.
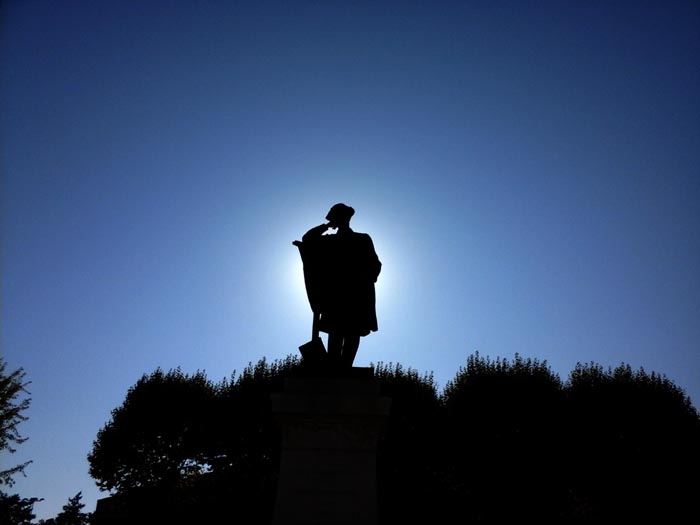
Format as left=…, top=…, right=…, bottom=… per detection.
left=297, top=226, right=381, bottom=337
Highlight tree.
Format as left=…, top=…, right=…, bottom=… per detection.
left=88, top=352, right=700, bottom=524
left=0, top=491, right=41, bottom=525
left=438, top=353, right=700, bottom=523
left=0, top=358, right=42, bottom=525
left=88, top=367, right=220, bottom=493
left=0, top=357, right=32, bottom=486
left=371, top=362, right=445, bottom=523
left=87, top=357, right=305, bottom=497
left=564, top=362, right=700, bottom=522
left=88, top=356, right=304, bottom=525
left=440, top=352, right=567, bottom=522
left=89, top=355, right=447, bottom=524
left=39, top=492, right=91, bottom=525
left=55, top=491, right=90, bottom=525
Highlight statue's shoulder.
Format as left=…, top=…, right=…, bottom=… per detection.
left=362, top=232, right=376, bottom=244
left=351, top=231, right=372, bottom=243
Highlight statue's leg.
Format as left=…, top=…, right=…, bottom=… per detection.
left=341, top=335, right=360, bottom=368
left=327, top=333, right=343, bottom=367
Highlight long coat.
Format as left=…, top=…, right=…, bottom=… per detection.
left=299, top=225, right=381, bottom=337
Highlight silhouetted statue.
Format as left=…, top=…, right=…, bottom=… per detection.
left=294, top=203, right=381, bottom=368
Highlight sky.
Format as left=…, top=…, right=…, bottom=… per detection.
left=1, top=0, right=698, bottom=520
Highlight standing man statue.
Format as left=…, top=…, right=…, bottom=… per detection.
left=298, top=203, right=381, bottom=368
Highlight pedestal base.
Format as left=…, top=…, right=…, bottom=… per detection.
left=271, top=367, right=391, bottom=525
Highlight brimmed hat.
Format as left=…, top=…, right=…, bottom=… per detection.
left=326, top=203, right=355, bottom=223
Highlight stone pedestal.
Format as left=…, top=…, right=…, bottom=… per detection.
left=271, top=367, right=391, bottom=525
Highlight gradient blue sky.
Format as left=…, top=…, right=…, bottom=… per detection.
left=2, top=0, right=699, bottom=519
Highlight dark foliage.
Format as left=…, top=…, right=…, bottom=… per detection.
left=207, top=355, right=302, bottom=523
left=372, top=362, right=449, bottom=523
left=38, top=492, right=91, bottom=525
left=0, top=358, right=32, bottom=486
left=0, top=359, right=43, bottom=525
left=563, top=362, right=700, bottom=522
left=441, top=352, right=567, bottom=522
left=0, top=492, right=41, bottom=525
left=436, top=354, right=700, bottom=523
left=90, top=470, right=274, bottom=525
left=89, top=356, right=303, bottom=525
left=88, top=352, right=700, bottom=525
left=87, top=367, right=219, bottom=493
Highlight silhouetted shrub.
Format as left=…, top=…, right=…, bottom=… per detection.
left=372, top=362, right=447, bottom=523
left=89, top=356, right=303, bottom=525
left=0, top=491, right=41, bottom=525
left=88, top=353, right=700, bottom=524
left=562, top=362, right=700, bottom=522
left=209, top=355, right=303, bottom=522
left=440, top=352, right=567, bottom=523
left=88, top=367, right=219, bottom=493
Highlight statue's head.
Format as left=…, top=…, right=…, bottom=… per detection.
left=326, top=203, right=355, bottom=226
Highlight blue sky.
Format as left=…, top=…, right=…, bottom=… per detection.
left=2, top=0, right=699, bottom=519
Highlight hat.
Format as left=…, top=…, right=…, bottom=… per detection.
left=326, top=203, right=355, bottom=224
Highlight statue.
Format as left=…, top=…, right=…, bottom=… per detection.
left=294, top=203, right=381, bottom=368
